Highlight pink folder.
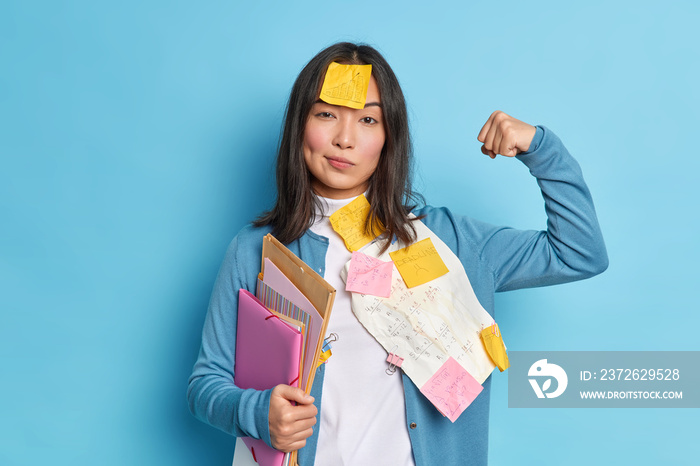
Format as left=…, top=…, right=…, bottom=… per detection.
left=235, top=289, right=303, bottom=466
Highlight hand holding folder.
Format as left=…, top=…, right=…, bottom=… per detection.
left=268, top=385, right=318, bottom=452
left=234, top=234, right=336, bottom=466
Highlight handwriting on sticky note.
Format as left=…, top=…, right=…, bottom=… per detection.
left=419, top=357, right=483, bottom=423
left=389, top=238, right=449, bottom=288
left=480, top=323, right=509, bottom=372
left=320, top=62, right=373, bottom=109
left=329, top=195, right=381, bottom=252
left=345, top=251, right=393, bottom=298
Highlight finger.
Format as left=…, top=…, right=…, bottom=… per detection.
left=278, top=427, right=315, bottom=452
left=483, top=124, right=497, bottom=155
left=291, top=414, right=317, bottom=432
left=502, top=140, right=518, bottom=157
left=491, top=128, right=503, bottom=157
left=291, top=403, right=318, bottom=421
left=481, top=145, right=496, bottom=159
left=271, top=417, right=317, bottom=451
left=270, top=399, right=317, bottom=425
left=477, top=111, right=498, bottom=143
left=498, top=125, right=518, bottom=157
left=273, top=384, right=315, bottom=405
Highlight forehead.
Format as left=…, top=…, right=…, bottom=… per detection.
left=365, top=76, right=381, bottom=103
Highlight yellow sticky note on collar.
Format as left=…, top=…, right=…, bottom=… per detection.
left=480, top=323, right=510, bottom=372
left=320, top=62, right=372, bottom=109
left=389, top=237, right=449, bottom=288
left=329, top=194, right=382, bottom=252
left=317, top=348, right=332, bottom=368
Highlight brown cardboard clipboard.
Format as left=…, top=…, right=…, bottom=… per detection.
left=261, top=234, right=335, bottom=466
left=261, top=234, right=336, bottom=395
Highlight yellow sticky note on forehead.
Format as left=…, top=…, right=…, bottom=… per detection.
left=329, top=194, right=381, bottom=252
left=389, top=238, right=449, bottom=288
left=320, top=62, right=372, bottom=109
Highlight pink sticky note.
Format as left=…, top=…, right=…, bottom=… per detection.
left=419, top=357, right=483, bottom=423
left=345, top=251, right=393, bottom=298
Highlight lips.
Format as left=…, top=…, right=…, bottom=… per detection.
left=325, top=156, right=354, bottom=169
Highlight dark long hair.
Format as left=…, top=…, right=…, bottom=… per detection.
left=254, top=42, right=422, bottom=248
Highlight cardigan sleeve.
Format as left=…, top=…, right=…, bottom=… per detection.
left=187, top=233, right=274, bottom=446
left=482, top=126, right=608, bottom=291
left=420, top=126, right=608, bottom=293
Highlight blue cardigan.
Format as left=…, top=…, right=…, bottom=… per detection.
left=187, top=126, right=608, bottom=465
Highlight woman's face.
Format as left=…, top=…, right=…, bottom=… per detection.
left=303, top=76, right=385, bottom=199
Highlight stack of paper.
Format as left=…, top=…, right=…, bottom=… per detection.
left=234, top=234, right=336, bottom=466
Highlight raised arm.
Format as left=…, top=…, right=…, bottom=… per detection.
left=474, top=111, right=608, bottom=291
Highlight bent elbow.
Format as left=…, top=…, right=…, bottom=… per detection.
left=580, top=247, right=609, bottom=278
left=589, top=253, right=609, bottom=277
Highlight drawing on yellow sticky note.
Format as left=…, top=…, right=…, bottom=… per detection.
left=320, top=62, right=373, bottom=109
left=389, top=237, right=449, bottom=288
left=480, top=323, right=509, bottom=372
left=329, top=194, right=383, bottom=252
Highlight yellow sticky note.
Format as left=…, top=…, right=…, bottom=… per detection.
left=480, top=323, right=510, bottom=372
left=319, top=62, right=372, bottom=109
left=389, top=237, right=449, bottom=288
left=329, top=194, right=381, bottom=252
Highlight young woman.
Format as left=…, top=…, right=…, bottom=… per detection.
left=188, top=42, right=608, bottom=465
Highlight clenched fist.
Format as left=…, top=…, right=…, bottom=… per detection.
left=477, top=111, right=537, bottom=158
left=268, top=384, right=318, bottom=452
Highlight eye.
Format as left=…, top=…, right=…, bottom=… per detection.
left=361, top=116, right=378, bottom=125
left=316, top=111, right=335, bottom=119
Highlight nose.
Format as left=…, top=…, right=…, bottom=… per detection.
left=332, top=119, right=355, bottom=150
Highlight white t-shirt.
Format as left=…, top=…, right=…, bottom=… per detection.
left=311, top=195, right=415, bottom=466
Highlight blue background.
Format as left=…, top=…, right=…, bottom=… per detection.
left=2, top=1, right=698, bottom=464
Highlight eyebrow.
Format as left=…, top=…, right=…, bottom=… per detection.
left=313, top=99, right=383, bottom=109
